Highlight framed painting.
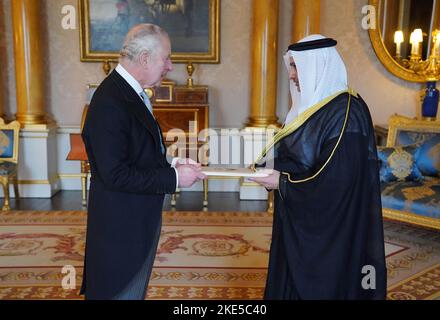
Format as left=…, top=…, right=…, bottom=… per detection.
left=79, top=0, right=220, bottom=63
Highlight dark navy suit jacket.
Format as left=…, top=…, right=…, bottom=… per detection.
left=80, top=70, right=176, bottom=299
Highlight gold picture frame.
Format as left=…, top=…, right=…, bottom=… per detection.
left=145, top=79, right=175, bottom=102
left=79, top=0, right=220, bottom=64
left=153, top=81, right=174, bottom=102
left=368, top=0, right=435, bottom=83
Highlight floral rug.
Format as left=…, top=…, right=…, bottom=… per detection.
left=0, top=211, right=438, bottom=300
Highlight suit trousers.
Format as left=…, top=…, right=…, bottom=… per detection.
left=112, top=221, right=162, bottom=300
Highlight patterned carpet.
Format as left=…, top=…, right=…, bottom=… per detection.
left=0, top=210, right=438, bottom=300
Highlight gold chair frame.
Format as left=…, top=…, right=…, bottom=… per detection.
left=0, top=118, right=21, bottom=211
left=383, top=115, right=440, bottom=229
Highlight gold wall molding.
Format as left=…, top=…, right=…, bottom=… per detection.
left=18, top=179, right=57, bottom=186
left=18, top=180, right=51, bottom=185
left=17, top=174, right=59, bottom=185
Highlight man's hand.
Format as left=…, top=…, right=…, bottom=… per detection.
left=175, top=158, right=201, bottom=168
left=177, top=164, right=206, bottom=188
left=248, top=170, right=280, bottom=190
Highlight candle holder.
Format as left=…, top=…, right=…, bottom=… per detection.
left=102, top=60, right=112, bottom=75
left=393, top=29, right=440, bottom=121
left=400, top=29, right=440, bottom=81
left=186, top=61, right=195, bottom=87
left=394, top=30, right=404, bottom=61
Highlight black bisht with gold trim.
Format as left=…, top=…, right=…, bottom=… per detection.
left=263, top=92, right=387, bottom=299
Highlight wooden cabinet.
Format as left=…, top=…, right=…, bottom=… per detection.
left=151, top=80, right=210, bottom=207
left=151, top=80, right=209, bottom=161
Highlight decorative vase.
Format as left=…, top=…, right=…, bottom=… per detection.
left=421, top=81, right=439, bottom=120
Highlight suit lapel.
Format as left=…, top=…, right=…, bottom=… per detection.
left=154, top=118, right=167, bottom=153
left=109, top=70, right=161, bottom=147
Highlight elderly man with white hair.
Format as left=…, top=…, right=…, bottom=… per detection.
left=80, top=24, right=206, bottom=300
left=250, top=35, right=387, bottom=300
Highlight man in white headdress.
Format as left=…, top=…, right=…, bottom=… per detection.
left=250, top=35, right=386, bottom=299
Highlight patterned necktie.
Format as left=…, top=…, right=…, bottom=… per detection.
left=139, top=91, right=165, bottom=155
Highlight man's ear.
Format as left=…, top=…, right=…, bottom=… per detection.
left=138, top=50, right=150, bottom=68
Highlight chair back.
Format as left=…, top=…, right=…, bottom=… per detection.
left=0, top=118, right=20, bottom=164
left=80, top=104, right=89, bottom=131
left=386, top=115, right=440, bottom=147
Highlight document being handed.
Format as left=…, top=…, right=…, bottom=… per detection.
left=201, top=167, right=272, bottom=177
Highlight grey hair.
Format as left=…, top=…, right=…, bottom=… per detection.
left=119, top=24, right=168, bottom=61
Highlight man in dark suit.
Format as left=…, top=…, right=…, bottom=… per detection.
left=80, top=24, right=206, bottom=299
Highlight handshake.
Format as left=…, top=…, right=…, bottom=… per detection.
left=175, top=158, right=207, bottom=188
